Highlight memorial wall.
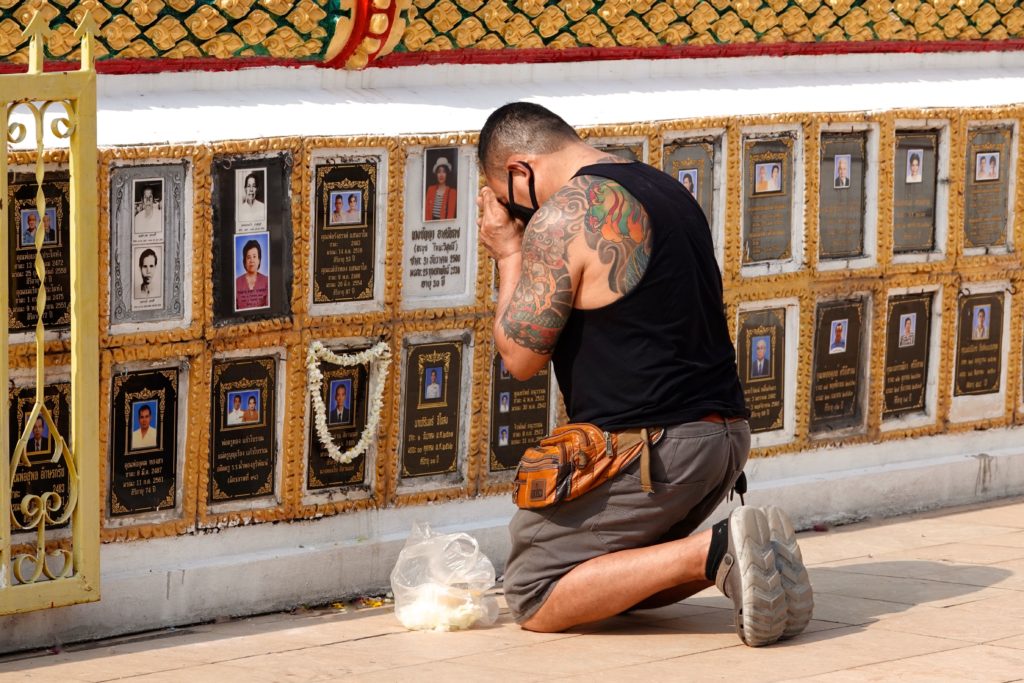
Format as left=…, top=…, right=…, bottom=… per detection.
left=7, top=105, right=1023, bottom=548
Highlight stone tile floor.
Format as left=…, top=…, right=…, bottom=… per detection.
left=4, top=497, right=1024, bottom=682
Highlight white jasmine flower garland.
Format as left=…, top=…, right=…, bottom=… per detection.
left=306, top=340, right=391, bottom=464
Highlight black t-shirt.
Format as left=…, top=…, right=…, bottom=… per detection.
left=551, top=162, right=747, bottom=431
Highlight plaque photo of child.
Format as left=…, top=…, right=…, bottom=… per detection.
left=898, top=313, right=917, bottom=348
left=235, top=168, right=267, bottom=232
left=328, top=378, right=354, bottom=426
left=129, top=399, right=160, bottom=452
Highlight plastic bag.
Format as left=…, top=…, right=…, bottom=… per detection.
left=390, top=522, right=499, bottom=632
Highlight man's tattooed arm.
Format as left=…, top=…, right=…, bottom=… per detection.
left=499, top=175, right=651, bottom=357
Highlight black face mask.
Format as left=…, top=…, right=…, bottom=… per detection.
left=506, top=162, right=540, bottom=224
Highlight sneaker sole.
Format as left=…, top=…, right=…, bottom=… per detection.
left=729, top=506, right=787, bottom=647
left=764, top=505, right=814, bottom=639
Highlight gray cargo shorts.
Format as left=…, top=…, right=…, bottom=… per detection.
left=503, top=418, right=750, bottom=623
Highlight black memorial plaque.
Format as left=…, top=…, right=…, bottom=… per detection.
left=8, top=172, right=71, bottom=333
left=109, top=368, right=179, bottom=516
left=312, top=161, right=377, bottom=303
left=883, top=295, right=932, bottom=417
left=212, top=153, right=293, bottom=324
left=893, top=131, right=938, bottom=253
left=743, top=137, right=793, bottom=263
left=401, top=342, right=462, bottom=478
left=9, top=383, right=71, bottom=529
left=593, top=142, right=642, bottom=162
left=307, top=358, right=369, bottom=490
left=664, top=139, right=715, bottom=222
left=490, top=353, right=551, bottom=472
left=964, top=127, right=1011, bottom=249
left=819, top=133, right=867, bottom=259
left=954, top=292, right=1003, bottom=396
left=810, top=300, right=866, bottom=432
left=737, top=308, right=786, bottom=434
left=209, top=356, right=277, bottom=502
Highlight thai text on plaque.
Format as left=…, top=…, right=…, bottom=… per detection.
left=212, top=153, right=293, bottom=323
left=818, top=133, right=866, bottom=259
left=737, top=308, right=786, bottom=434
left=664, top=138, right=715, bottom=223
left=883, top=294, right=932, bottom=418
left=810, top=299, right=866, bottom=432
left=109, top=368, right=179, bottom=516
left=209, top=356, right=277, bottom=502
left=312, top=160, right=377, bottom=303
left=964, top=126, right=1011, bottom=249
left=307, top=358, right=369, bottom=490
left=742, top=136, right=794, bottom=263
left=954, top=292, right=1004, bottom=396
left=401, top=341, right=462, bottom=478
left=893, top=131, right=938, bottom=253
left=109, top=163, right=187, bottom=325
left=9, top=382, right=71, bottom=529
left=7, top=172, right=71, bottom=333
left=490, top=353, right=551, bottom=472
left=402, top=147, right=471, bottom=306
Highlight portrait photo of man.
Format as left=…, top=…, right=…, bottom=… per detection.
left=749, top=335, right=772, bottom=380
left=329, top=191, right=362, bottom=226
left=498, top=425, right=510, bottom=447
left=975, top=152, right=999, bottom=182
left=498, top=391, right=511, bottom=414
left=423, top=366, right=443, bottom=403
left=834, top=155, right=851, bottom=189
left=424, top=147, right=458, bottom=222
left=25, top=415, right=50, bottom=456
left=132, top=245, right=163, bottom=310
left=132, top=179, right=163, bottom=238
left=236, top=168, right=267, bottom=231
left=906, top=150, right=923, bottom=184
left=898, top=313, right=917, bottom=348
left=130, top=400, right=159, bottom=451
left=234, top=234, right=270, bottom=312
left=972, top=304, right=991, bottom=341
left=328, top=379, right=353, bottom=426
left=677, top=169, right=697, bottom=197
left=226, top=392, right=246, bottom=426
left=19, top=208, right=58, bottom=248
left=829, top=319, right=848, bottom=354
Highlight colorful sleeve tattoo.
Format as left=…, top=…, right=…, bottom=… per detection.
left=501, top=174, right=652, bottom=355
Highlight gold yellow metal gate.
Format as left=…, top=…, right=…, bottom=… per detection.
left=0, top=9, right=99, bottom=615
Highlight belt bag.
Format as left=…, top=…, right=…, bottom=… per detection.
left=513, top=423, right=664, bottom=510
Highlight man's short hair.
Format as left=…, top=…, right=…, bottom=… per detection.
left=478, top=102, right=580, bottom=177
left=138, top=405, right=151, bottom=417
left=139, top=248, right=157, bottom=268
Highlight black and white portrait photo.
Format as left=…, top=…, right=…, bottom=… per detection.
left=132, top=178, right=164, bottom=241
left=236, top=167, right=268, bottom=232
left=131, top=245, right=164, bottom=311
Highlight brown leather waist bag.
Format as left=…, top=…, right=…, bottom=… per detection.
left=513, top=423, right=664, bottom=510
